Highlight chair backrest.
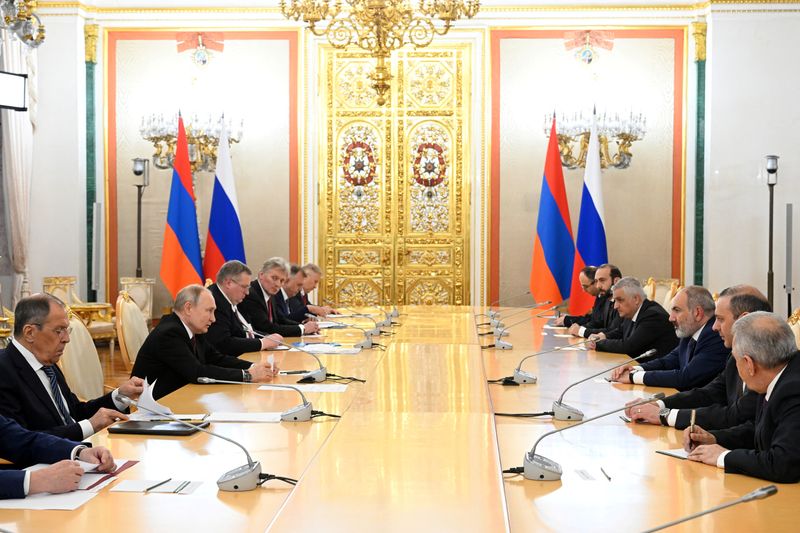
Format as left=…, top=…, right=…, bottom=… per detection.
left=59, top=312, right=104, bottom=400
left=43, top=276, right=82, bottom=305
left=116, top=291, right=149, bottom=371
left=119, top=277, right=155, bottom=322
left=662, top=281, right=681, bottom=310
left=642, top=277, right=656, bottom=300
left=789, top=308, right=800, bottom=350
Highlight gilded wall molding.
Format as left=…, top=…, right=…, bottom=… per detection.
left=84, top=23, right=98, bottom=63
left=691, top=21, right=707, bottom=61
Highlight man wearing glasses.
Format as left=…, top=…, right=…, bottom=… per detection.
left=0, top=294, right=143, bottom=440
left=206, top=260, right=282, bottom=356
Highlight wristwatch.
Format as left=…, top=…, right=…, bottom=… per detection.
left=658, top=408, right=671, bottom=426
left=242, top=369, right=253, bottom=383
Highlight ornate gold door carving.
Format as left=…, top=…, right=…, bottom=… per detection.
left=319, top=45, right=471, bottom=306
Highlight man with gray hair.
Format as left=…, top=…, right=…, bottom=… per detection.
left=206, top=260, right=281, bottom=356
left=132, top=284, right=277, bottom=399
left=684, top=311, right=800, bottom=483
left=295, top=263, right=335, bottom=317
left=610, top=286, right=727, bottom=390
left=588, top=276, right=677, bottom=360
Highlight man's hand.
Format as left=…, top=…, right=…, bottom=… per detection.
left=249, top=362, right=278, bottom=382
left=118, top=376, right=144, bottom=399
left=88, top=408, right=128, bottom=432
left=260, top=333, right=283, bottom=350
left=303, top=321, right=320, bottom=334
left=688, top=444, right=728, bottom=466
left=587, top=332, right=605, bottom=350
left=28, top=460, right=83, bottom=495
left=567, top=324, right=581, bottom=336
left=78, top=446, right=116, bottom=473
left=610, top=365, right=633, bottom=383
left=628, top=402, right=660, bottom=424
left=554, top=315, right=565, bottom=327
left=683, top=424, right=716, bottom=452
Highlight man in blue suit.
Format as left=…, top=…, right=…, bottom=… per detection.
left=610, top=286, right=728, bottom=391
left=0, top=414, right=115, bottom=499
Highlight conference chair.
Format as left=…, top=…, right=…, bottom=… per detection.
left=789, top=308, right=800, bottom=350
left=43, top=276, right=116, bottom=358
left=119, top=277, right=155, bottom=323
left=115, top=291, right=150, bottom=372
left=644, top=277, right=680, bottom=309
left=57, top=310, right=108, bottom=400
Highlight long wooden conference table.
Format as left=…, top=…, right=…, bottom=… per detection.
left=0, top=305, right=797, bottom=531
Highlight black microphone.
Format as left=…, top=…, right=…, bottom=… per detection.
left=520, top=393, right=665, bottom=480
left=495, top=338, right=593, bottom=385
left=309, top=313, right=376, bottom=349
left=118, top=396, right=296, bottom=490
left=552, top=348, right=657, bottom=421
left=642, top=485, right=778, bottom=532
left=197, top=377, right=313, bottom=421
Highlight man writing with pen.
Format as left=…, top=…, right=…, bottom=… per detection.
left=682, top=312, right=800, bottom=483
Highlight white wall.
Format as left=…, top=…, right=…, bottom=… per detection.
left=28, top=16, right=87, bottom=298
left=705, top=12, right=800, bottom=317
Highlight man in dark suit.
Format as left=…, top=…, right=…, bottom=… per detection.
left=205, top=260, right=281, bottom=356
left=284, top=264, right=312, bottom=322
left=610, top=286, right=728, bottom=390
left=555, top=265, right=598, bottom=327
left=239, top=258, right=319, bottom=338
left=0, top=414, right=115, bottom=499
left=561, top=263, right=623, bottom=338
left=294, top=263, right=335, bottom=317
left=626, top=286, right=770, bottom=429
left=588, top=277, right=678, bottom=360
left=0, top=294, right=143, bottom=441
left=685, top=312, right=800, bottom=483
left=132, top=284, right=278, bottom=399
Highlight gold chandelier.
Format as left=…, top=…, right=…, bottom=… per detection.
left=1, top=1, right=45, bottom=48
left=280, top=0, right=480, bottom=105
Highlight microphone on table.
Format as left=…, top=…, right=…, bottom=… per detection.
left=485, top=300, right=553, bottom=328
left=551, top=348, right=657, bottom=421
left=492, top=339, right=593, bottom=385
left=390, top=306, right=399, bottom=318
left=117, top=396, right=296, bottom=490
left=306, top=313, right=376, bottom=350
left=197, top=377, right=314, bottom=421
left=642, top=485, right=778, bottom=532
left=486, top=303, right=558, bottom=338
left=481, top=305, right=560, bottom=351
left=253, top=331, right=328, bottom=382
left=478, top=290, right=532, bottom=319
left=322, top=301, right=384, bottom=334
left=517, top=392, right=666, bottom=481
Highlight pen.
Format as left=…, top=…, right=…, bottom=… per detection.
left=600, top=467, right=611, bottom=481
left=689, top=409, right=697, bottom=451
left=174, top=480, right=190, bottom=494
left=144, top=477, right=172, bottom=493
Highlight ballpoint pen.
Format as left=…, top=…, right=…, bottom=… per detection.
left=144, top=477, right=172, bottom=493
left=689, top=409, right=697, bottom=451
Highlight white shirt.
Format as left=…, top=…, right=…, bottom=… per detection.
left=23, top=444, right=87, bottom=496
left=11, top=339, right=127, bottom=439
left=716, top=364, right=788, bottom=468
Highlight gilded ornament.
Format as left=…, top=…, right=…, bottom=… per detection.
left=691, top=21, right=707, bottom=62
left=84, top=23, right=98, bottom=63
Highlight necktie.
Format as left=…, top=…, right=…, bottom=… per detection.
left=303, top=293, right=309, bottom=306
left=41, top=366, right=75, bottom=425
left=191, top=335, right=198, bottom=354
left=267, top=297, right=274, bottom=323
left=687, top=338, right=698, bottom=360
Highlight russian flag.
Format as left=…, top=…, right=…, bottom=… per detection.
left=160, top=115, right=203, bottom=299
left=202, top=119, right=246, bottom=279
left=530, top=118, right=575, bottom=305
left=568, top=118, right=608, bottom=315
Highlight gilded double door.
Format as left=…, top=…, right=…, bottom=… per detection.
left=318, top=45, right=471, bottom=306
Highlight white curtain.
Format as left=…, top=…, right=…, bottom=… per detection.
left=1, top=32, right=37, bottom=306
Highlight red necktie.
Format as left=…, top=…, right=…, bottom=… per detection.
left=268, top=297, right=274, bottom=322
left=303, top=293, right=309, bottom=306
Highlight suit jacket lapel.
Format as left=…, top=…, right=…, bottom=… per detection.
left=10, top=344, right=64, bottom=423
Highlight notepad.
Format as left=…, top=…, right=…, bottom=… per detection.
left=656, top=448, right=690, bottom=460
left=0, top=490, right=98, bottom=510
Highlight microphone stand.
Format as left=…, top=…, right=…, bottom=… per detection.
left=323, top=302, right=386, bottom=335
left=310, top=314, right=382, bottom=350
left=642, top=485, right=778, bottom=532
left=118, top=397, right=297, bottom=490
left=277, top=330, right=366, bottom=384
left=489, top=339, right=593, bottom=386
left=551, top=348, right=657, bottom=421
left=516, top=393, right=665, bottom=481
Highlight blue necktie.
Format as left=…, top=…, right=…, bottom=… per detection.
left=42, top=366, right=75, bottom=425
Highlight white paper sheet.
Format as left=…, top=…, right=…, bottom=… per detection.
left=111, top=479, right=201, bottom=494
left=553, top=334, right=574, bottom=338
left=543, top=325, right=568, bottom=330
left=259, top=383, right=348, bottom=393
left=290, top=343, right=361, bottom=355
left=0, top=491, right=98, bottom=511
left=129, top=413, right=207, bottom=422
left=656, top=448, right=690, bottom=460
left=316, top=321, right=347, bottom=329
left=206, top=412, right=283, bottom=423
left=26, top=459, right=133, bottom=493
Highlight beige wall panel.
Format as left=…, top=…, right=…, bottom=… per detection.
left=114, top=38, right=290, bottom=313
left=498, top=36, right=676, bottom=300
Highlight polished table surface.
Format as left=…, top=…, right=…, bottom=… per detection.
left=0, top=306, right=797, bottom=532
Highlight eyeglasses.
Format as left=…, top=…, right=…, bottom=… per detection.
left=33, top=324, right=72, bottom=337
left=230, top=280, right=251, bottom=292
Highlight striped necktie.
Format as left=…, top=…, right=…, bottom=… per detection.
left=41, top=366, right=75, bottom=425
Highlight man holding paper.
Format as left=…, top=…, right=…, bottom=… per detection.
left=0, top=414, right=115, bottom=499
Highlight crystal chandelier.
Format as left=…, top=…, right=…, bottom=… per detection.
left=139, top=113, right=243, bottom=173
left=0, top=0, right=45, bottom=48
left=545, top=110, right=647, bottom=170
left=280, top=0, right=480, bottom=106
